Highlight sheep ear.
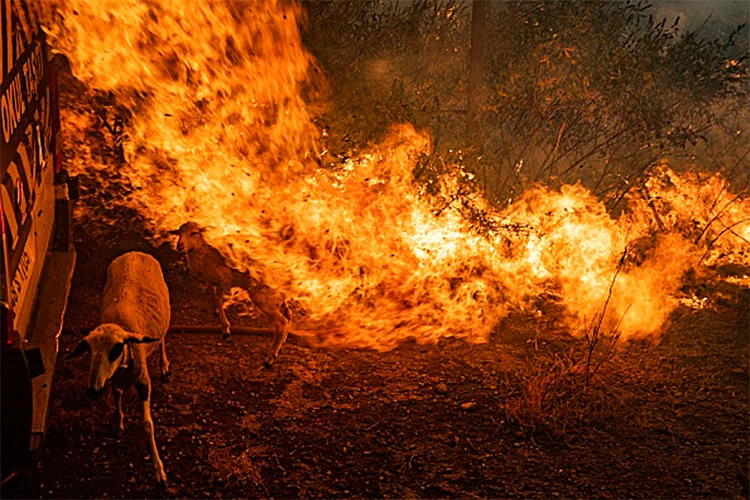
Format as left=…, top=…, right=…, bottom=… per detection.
left=67, top=340, right=90, bottom=359
left=124, top=334, right=161, bottom=344
left=167, top=229, right=180, bottom=236
left=108, top=342, right=125, bottom=362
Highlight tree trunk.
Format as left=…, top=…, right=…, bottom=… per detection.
left=466, top=0, right=487, bottom=143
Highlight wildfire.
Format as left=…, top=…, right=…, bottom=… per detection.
left=40, top=1, right=749, bottom=348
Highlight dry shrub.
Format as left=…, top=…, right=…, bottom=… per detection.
left=500, top=250, right=645, bottom=435
left=500, top=339, right=636, bottom=435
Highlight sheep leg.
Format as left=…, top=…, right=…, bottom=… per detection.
left=138, top=383, right=167, bottom=486
left=159, top=338, right=171, bottom=382
left=216, top=286, right=232, bottom=340
left=264, top=310, right=291, bottom=367
left=111, top=387, right=124, bottom=437
left=210, top=286, right=221, bottom=317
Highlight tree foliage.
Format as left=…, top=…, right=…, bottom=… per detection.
left=301, top=0, right=749, bottom=210
left=303, top=0, right=469, bottom=154
left=482, top=1, right=748, bottom=207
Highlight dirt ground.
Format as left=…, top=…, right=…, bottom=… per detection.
left=1, top=215, right=748, bottom=500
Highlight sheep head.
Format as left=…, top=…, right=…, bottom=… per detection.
left=175, top=221, right=205, bottom=253
left=67, top=324, right=160, bottom=399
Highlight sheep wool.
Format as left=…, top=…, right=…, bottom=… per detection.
left=101, top=251, right=170, bottom=342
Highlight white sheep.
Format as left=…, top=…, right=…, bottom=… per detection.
left=67, top=251, right=171, bottom=486
left=174, top=221, right=292, bottom=367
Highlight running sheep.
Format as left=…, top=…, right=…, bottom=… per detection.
left=174, top=221, right=292, bottom=367
left=67, top=251, right=171, bottom=486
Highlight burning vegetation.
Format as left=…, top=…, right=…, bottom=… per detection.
left=39, top=0, right=748, bottom=350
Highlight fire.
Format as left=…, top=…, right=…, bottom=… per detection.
left=40, top=1, right=749, bottom=348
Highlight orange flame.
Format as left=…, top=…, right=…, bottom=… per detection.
left=40, top=1, right=749, bottom=348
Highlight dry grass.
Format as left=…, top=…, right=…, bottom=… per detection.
left=207, top=444, right=268, bottom=491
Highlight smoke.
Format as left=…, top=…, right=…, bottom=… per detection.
left=653, top=0, right=749, bottom=40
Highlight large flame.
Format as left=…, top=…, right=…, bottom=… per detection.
left=40, top=1, right=749, bottom=348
